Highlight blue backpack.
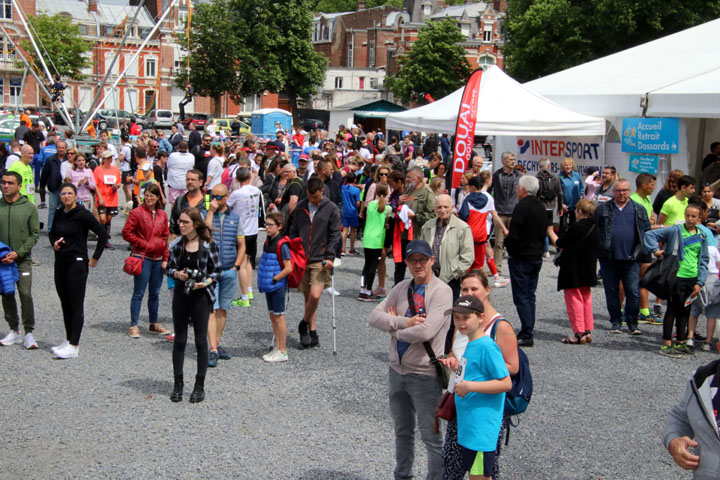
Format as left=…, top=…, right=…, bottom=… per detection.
left=491, top=319, right=533, bottom=416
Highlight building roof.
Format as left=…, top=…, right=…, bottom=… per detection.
left=429, top=2, right=488, bottom=20
left=333, top=99, right=406, bottom=116
left=36, top=0, right=155, bottom=28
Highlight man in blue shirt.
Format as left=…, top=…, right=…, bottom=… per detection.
left=594, top=179, right=650, bottom=334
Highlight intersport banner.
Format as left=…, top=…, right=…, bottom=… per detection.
left=451, top=69, right=483, bottom=189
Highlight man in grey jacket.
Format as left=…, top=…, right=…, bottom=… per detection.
left=663, top=359, right=720, bottom=479
left=535, top=157, right=563, bottom=257
left=369, top=239, right=452, bottom=480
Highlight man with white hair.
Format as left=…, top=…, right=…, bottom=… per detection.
left=505, top=175, right=557, bottom=346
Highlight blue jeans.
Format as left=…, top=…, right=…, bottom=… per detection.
left=130, top=258, right=164, bottom=325
left=47, top=190, right=61, bottom=231
left=599, top=258, right=639, bottom=330
left=388, top=367, right=443, bottom=480
left=509, top=257, right=543, bottom=340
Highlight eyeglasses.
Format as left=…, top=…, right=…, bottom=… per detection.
left=265, top=223, right=277, bottom=227
left=406, top=257, right=431, bottom=265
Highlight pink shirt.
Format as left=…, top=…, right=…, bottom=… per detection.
left=68, top=168, right=96, bottom=203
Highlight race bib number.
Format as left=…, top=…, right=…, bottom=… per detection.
left=26, top=184, right=35, bottom=195
left=104, top=175, right=116, bottom=186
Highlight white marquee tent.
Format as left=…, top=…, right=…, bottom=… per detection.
left=385, top=65, right=606, bottom=136
left=524, top=18, right=720, bottom=119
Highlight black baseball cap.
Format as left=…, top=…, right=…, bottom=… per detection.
left=405, top=240, right=432, bottom=258
left=444, top=295, right=485, bottom=316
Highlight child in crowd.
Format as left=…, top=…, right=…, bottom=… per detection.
left=257, top=212, right=293, bottom=363
left=341, top=172, right=361, bottom=255
left=67, top=154, right=96, bottom=207
left=644, top=202, right=709, bottom=357
left=429, top=176, right=444, bottom=197
left=358, top=183, right=390, bottom=301
left=444, top=295, right=511, bottom=480
left=688, top=240, right=720, bottom=352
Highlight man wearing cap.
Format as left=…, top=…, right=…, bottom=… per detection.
left=289, top=176, right=341, bottom=349
left=297, top=153, right=311, bottom=184
left=39, top=140, right=68, bottom=231
left=369, top=239, right=452, bottom=480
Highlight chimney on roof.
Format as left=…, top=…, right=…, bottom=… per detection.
left=358, top=1, right=366, bottom=10
left=88, top=0, right=98, bottom=13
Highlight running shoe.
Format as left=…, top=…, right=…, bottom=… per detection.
left=0, top=330, right=22, bottom=346
left=264, top=349, right=288, bottom=363
left=23, top=333, right=38, bottom=350
left=217, top=345, right=232, bottom=360
left=128, top=326, right=141, bottom=339
left=53, top=344, right=79, bottom=359
left=659, top=345, right=681, bottom=358
left=701, top=342, right=712, bottom=352
left=232, top=298, right=251, bottom=307
left=674, top=343, right=695, bottom=356
left=208, top=350, right=219, bottom=367
left=494, top=276, right=510, bottom=288
left=653, top=304, right=664, bottom=317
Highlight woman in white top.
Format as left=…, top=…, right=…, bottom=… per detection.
left=440, top=269, right=519, bottom=480
left=205, top=144, right=225, bottom=190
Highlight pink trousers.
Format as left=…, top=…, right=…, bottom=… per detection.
left=564, top=287, right=594, bottom=333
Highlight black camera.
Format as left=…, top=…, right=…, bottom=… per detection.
left=183, top=268, right=204, bottom=295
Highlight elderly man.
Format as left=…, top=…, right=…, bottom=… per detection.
left=595, top=178, right=650, bottom=335
left=506, top=175, right=556, bottom=346
left=369, top=239, right=452, bottom=480
left=421, top=194, right=474, bottom=300
left=491, top=151, right=522, bottom=273
left=663, top=358, right=720, bottom=479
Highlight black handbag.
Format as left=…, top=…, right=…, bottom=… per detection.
left=639, top=253, right=679, bottom=300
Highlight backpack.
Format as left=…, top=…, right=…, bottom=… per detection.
left=276, top=236, right=306, bottom=288
left=128, top=146, right=137, bottom=173
left=537, top=174, right=557, bottom=202
left=491, top=319, right=533, bottom=416
left=221, top=164, right=239, bottom=189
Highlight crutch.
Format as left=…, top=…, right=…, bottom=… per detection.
left=331, top=267, right=337, bottom=355
left=269, top=283, right=290, bottom=351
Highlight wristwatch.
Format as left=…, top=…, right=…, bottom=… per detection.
left=233, top=264, right=241, bottom=271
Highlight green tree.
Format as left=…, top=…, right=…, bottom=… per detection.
left=269, top=0, right=327, bottom=124
left=19, top=14, right=89, bottom=80
left=505, top=0, right=720, bottom=82
left=387, top=18, right=471, bottom=105
left=314, top=0, right=402, bottom=13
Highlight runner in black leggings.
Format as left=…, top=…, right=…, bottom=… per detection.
left=166, top=207, right=220, bottom=403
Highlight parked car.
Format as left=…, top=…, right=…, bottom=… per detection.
left=145, top=109, right=174, bottom=129
left=52, top=108, right=86, bottom=127
left=181, top=113, right=210, bottom=128
left=95, top=109, right=147, bottom=131
left=302, top=118, right=325, bottom=131
left=0, top=115, right=56, bottom=142
left=215, top=117, right=251, bottom=136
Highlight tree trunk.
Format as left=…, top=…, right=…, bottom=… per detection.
left=212, top=95, right=222, bottom=118
left=288, top=91, right=300, bottom=127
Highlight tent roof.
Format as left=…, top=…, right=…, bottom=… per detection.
left=525, top=18, right=720, bottom=118
left=251, top=108, right=291, bottom=116
left=385, top=66, right=605, bottom=136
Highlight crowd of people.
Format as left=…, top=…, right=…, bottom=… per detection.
left=1, top=114, right=720, bottom=478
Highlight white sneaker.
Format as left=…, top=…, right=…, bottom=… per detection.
left=263, top=349, right=288, bottom=363
left=702, top=342, right=712, bottom=352
left=494, top=276, right=510, bottom=288
left=23, top=333, right=38, bottom=350
left=686, top=338, right=695, bottom=347
left=333, top=258, right=342, bottom=268
left=53, top=344, right=79, bottom=359
left=262, top=348, right=278, bottom=361
left=52, top=340, right=69, bottom=354
left=0, top=330, right=23, bottom=346
left=323, top=287, right=341, bottom=296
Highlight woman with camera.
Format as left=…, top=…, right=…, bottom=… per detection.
left=165, top=207, right=220, bottom=403
left=121, top=183, right=171, bottom=339
left=49, top=183, right=109, bottom=359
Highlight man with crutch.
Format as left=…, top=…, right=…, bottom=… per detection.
left=289, top=177, right=341, bottom=350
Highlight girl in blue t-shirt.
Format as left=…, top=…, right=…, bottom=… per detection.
left=445, top=295, right=511, bottom=480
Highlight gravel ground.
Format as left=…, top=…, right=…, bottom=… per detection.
left=1, top=207, right=711, bottom=479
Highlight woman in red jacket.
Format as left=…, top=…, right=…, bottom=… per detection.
left=122, top=183, right=171, bottom=338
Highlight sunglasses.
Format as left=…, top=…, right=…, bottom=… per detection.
left=210, top=194, right=226, bottom=200
left=378, top=173, right=389, bottom=177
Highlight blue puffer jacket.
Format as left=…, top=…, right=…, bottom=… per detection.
left=257, top=236, right=286, bottom=293
left=0, top=241, right=19, bottom=295
left=208, top=209, right=242, bottom=270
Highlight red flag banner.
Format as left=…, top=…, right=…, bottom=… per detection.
left=451, top=69, right=483, bottom=189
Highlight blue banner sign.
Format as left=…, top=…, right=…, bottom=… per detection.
left=622, top=117, right=679, bottom=154
left=628, top=154, right=658, bottom=174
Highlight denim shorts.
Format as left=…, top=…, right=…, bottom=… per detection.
left=265, top=287, right=286, bottom=315
left=213, top=268, right=238, bottom=310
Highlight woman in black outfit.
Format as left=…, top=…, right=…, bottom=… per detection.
left=652, top=169, right=683, bottom=218
left=166, top=207, right=220, bottom=403
left=49, top=183, right=109, bottom=359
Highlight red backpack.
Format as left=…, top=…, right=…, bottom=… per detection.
left=276, top=236, right=306, bottom=288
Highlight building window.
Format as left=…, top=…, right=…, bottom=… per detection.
left=9, top=78, right=21, bottom=105
left=368, top=39, right=375, bottom=68
left=483, top=25, right=493, bottom=42
left=177, top=7, right=188, bottom=27
left=348, top=40, right=353, bottom=68
left=477, top=55, right=495, bottom=70
left=1, top=38, right=15, bottom=60
left=460, top=23, right=470, bottom=37
left=334, top=77, right=343, bottom=89
left=145, top=58, right=156, bottom=78
left=1, top=0, right=11, bottom=20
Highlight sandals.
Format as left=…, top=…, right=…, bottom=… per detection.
left=582, top=331, right=593, bottom=344
left=561, top=332, right=587, bottom=345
